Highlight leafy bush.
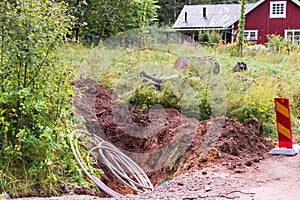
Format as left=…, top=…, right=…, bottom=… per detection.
left=198, top=31, right=220, bottom=47
left=128, top=82, right=181, bottom=112
left=227, top=44, right=240, bottom=57
left=216, top=43, right=241, bottom=57
left=209, top=31, right=220, bottom=46
left=198, top=33, right=209, bottom=44
left=184, top=78, right=211, bottom=120
left=128, top=83, right=162, bottom=111
left=0, top=1, right=91, bottom=197
left=266, top=34, right=292, bottom=53
left=226, top=79, right=277, bottom=137
left=128, top=77, right=212, bottom=121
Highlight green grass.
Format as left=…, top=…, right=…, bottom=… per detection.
left=211, top=46, right=300, bottom=138
left=63, top=43, right=300, bottom=139
left=59, top=43, right=92, bottom=78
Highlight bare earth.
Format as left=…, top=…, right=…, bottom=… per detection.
left=14, top=152, right=300, bottom=200
left=13, top=80, right=300, bottom=200
left=121, top=153, right=300, bottom=200
left=135, top=153, right=300, bottom=200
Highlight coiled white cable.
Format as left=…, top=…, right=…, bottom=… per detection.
left=70, top=129, right=154, bottom=197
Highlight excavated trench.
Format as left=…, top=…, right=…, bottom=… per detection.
left=73, top=78, right=274, bottom=197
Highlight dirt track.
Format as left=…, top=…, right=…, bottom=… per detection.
left=127, top=153, right=300, bottom=200
left=13, top=153, right=300, bottom=200
left=242, top=153, right=300, bottom=200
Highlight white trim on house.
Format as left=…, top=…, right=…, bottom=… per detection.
left=231, top=25, right=235, bottom=43
left=292, top=0, right=300, bottom=7
left=244, top=30, right=258, bottom=40
left=285, top=29, right=300, bottom=45
left=228, top=0, right=300, bottom=28
left=270, top=1, right=287, bottom=18
left=224, top=0, right=265, bottom=28
left=173, top=28, right=232, bottom=31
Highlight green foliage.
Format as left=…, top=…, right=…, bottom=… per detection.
left=127, top=79, right=212, bottom=121
left=0, top=1, right=91, bottom=197
left=217, top=43, right=240, bottom=57
left=128, top=84, right=162, bottom=111
left=122, top=53, right=214, bottom=120
left=198, top=31, right=220, bottom=46
left=183, top=78, right=212, bottom=120
left=226, top=80, right=277, bottom=137
left=236, top=0, right=246, bottom=57
left=59, top=43, right=91, bottom=68
left=157, top=0, right=186, bottom=25
left=79, top=0, right=159, bottom=39
left=266, top=34, right=292, bottom=53
left=211, top=44, right=300, bottom=138
left=198, top=33, right=209, bottom=44
left=209, top=31, right=220, bottom=46
left=159, top=83, right=180, bottom=110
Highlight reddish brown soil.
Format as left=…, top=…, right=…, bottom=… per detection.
left=12, top=153, right=300, bottom=200
left=72, top=79, right=274, bottom=197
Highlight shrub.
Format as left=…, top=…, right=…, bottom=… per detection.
left=199, top=31, right=220, bottom=47
left=0, top=1, right=91, bottom=197
left=209, top=31, right=220, bottom=46
left=128, top=83, right=161, bottom=111
left=226, top=80, right=277, bottom=138
left=266, top=34, right=292, bottom=53
left=128, top=77, right=212, bottom=121
left=198, top=33, right=209, bottom=45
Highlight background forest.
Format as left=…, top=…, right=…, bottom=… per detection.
left=64, top=0, right=260, bottom=40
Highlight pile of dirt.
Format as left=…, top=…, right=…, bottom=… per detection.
left=73, top=79, right=274, bottom=197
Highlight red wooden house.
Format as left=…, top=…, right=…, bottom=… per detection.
left=173, top=0, right=300, bottom=45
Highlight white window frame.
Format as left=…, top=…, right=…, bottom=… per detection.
left=270, top=1, right=287, bottom=18
left=244, top=30, right=258, bottom=40
left=284, top=29, right=300, bottom=45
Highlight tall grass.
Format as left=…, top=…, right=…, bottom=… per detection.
left=213, top=45, right=300, bottom=138
left=64, top=42, right=300, bottom=139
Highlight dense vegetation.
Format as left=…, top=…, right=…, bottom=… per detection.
left=63, top=0, right=262, bottom=41
left=64, top=0, right=159, bottom=40
left=0, top=0, right=93, bottom=198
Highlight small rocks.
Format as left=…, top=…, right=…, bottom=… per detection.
left=177, top=182, right=184, bottom=186
left=234, top=169, right=244, bottom=173
left=201, top=171, right=207, bottom=175
left=244, top=160, right=253, bottom=166
left=222, top=161, right=228, bottom=166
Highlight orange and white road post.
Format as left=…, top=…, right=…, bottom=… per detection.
left=269, top=98, right=297, bottom=156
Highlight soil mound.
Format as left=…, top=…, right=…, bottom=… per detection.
left=73, top=79, right=274, bottom=196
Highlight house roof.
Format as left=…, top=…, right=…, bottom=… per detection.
left=173, top=4, right=256, bottom=30
left=173, top=0, right=300, bottom=31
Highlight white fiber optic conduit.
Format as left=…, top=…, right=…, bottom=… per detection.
left=70, top=129, right=154, bottom=197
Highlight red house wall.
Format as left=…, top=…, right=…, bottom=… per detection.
left=234, top=0, right=300, bottom=44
